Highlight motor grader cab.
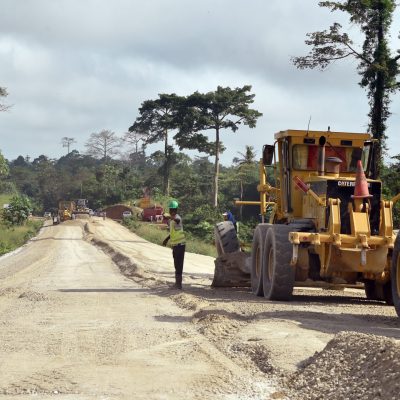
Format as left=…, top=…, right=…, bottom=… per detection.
left=215, top=129, right=400, bottom=317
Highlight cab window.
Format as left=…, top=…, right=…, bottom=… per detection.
left=292, top=144, right=363, bottom=172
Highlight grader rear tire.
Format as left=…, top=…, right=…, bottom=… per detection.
left=250, top=224, right=271, bottom=296
left=262, top=224, right=295, bottom=301
left=214, top=221, right=240, bottom=256
left=391, top=235, right=400, bottom=317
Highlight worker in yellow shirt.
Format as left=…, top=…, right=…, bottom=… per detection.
left=163, top=200, right=186, bottom=289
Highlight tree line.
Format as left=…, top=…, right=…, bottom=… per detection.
left=0, top=143, right=261, bottom=224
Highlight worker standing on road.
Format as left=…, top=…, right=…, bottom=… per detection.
left=162, top=200, right=186, bottom=290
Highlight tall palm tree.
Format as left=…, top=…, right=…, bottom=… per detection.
left=232, top=145, right=257, bottom=166
left=233, top=146, right=257, bottom=219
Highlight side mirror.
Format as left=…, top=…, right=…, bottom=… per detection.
left=262, top=145, right=274, bottom=165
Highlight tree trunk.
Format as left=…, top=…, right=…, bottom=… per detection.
left=240, top=177, right=243, bottom=220
left=104, top=137, right=107, bottom=159
left=213, top=127, right=220, bottom=208
left=370, top=8, right=385, bottom=179
left=163, top=129, right=170, bottom=196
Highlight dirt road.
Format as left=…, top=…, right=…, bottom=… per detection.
left=1, top=218, right=400, bottom=399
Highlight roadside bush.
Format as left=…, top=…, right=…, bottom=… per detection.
left=184, top=205, right=223, bottom=242
left=2, top=195, right=32, bottom=225
left=0, top=241, right=12, bottom=255
left=122, top=214, right=140, bottom=230
left=237, top=219, right=257, bottom=245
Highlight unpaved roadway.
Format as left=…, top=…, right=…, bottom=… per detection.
left=0, top=218, right=400, bottom=399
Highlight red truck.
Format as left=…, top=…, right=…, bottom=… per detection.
left=142, top=206, right=164, bottom=222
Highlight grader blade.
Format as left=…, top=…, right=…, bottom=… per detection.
left=212, top=252, right=250, bottom=287
left=212, top=221, right=251, bottom=287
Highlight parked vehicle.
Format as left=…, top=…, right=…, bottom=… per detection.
left=122, top=211, right=132, bottom=218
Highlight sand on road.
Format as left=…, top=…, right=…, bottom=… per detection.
left=0, top=220, right=275, bottom=399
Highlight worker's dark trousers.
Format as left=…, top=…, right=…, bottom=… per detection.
left=172, top=244, right=186, bottom=279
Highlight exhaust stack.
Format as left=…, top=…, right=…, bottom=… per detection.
left=317, top=136, right=326, bottom=176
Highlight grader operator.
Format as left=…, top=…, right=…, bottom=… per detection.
left=214, top=129, right=400, bottom=318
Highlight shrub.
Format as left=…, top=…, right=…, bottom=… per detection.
left=2, top=195, right=32, bottom=225
left=184, top=204, right=222, bottom=242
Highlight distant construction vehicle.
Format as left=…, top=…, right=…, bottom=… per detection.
left=142, top=205, right=164, bottom=222
left=57, top=200, right=75, bottom=223
left=74, top=199, right=90, bottom=217
left=213, top=129, right=400, bottom=318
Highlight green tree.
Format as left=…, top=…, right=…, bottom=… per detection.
left=2, top=195, right=32, bottom=225
left=233, top=145, right=258, bottom=218
left=0, top=150, right=9, bottom=177
left=232, top=145, right=257, bottom=165
left=292, top=0, right=399, bottom=178
left=33, top=155, right=60, bottom=211
left=175, top=86, right=262, bottom=207
left=130, top=94, right=184, bottom=196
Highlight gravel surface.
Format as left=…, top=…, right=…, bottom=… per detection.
left=285, top=331, right=400, bottom=400
left=90, top=218, right=400, bottom=399
left=1, top=218, right=400, bottom=399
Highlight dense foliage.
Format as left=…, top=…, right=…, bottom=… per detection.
left=2, top=195, right=32, bottom=225
left=3, top=148, right=261, bottom=228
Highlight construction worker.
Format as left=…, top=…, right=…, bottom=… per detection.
left=162, top=200, right=185, bottom=289
left=223, top=210, right=237, bottom=232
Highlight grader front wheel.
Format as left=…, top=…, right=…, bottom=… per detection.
left=262, top=225, right=295, bottom=301
left=250, top=224, right=271, bottom=296
left=391, top=235, right=400, bottom=317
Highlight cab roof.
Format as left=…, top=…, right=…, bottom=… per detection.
left=274, top=129, right=372, bottom=141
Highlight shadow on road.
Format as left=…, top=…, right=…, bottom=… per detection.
left=105, top=239, right=149, bottom=244
left=154, top=314, right=192, bottom=323
left=58, top=288, right=149, bottom=293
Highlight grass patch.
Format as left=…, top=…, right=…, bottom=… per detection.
left=0, top=194, right=11, bottom=208
left=123, top=220, right=217, bottom=258
left=0, top=220, right=43, bottom=256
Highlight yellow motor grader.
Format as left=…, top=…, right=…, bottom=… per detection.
left=57, top=200, right=75, bottom=223
left=214, top=129, right=400, bottom=317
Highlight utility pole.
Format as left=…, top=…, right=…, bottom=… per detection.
left=62, top=137, right=76, bottom=154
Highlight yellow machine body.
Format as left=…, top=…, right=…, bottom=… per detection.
left=237, top=129, right=397, bottom=286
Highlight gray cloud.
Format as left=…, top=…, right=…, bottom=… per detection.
left=0, top=0, right=399, bottom=163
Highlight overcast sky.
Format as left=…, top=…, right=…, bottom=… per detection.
left=0, top=0, right=399, bottom=165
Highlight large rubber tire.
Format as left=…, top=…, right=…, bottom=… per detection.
left=391, top=234, right=400, bottom=317
left=214, top=221, right=240, bottom=256
left=262, top=224, right=295, bottom=301
left=365, top=279, right=393, bottom=304
left=250, top=224, right=271, bottom=296
left=364, top=280, right=378, bottom=300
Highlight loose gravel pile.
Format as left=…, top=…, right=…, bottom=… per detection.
left=285, top=331, right=400, bottom=400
